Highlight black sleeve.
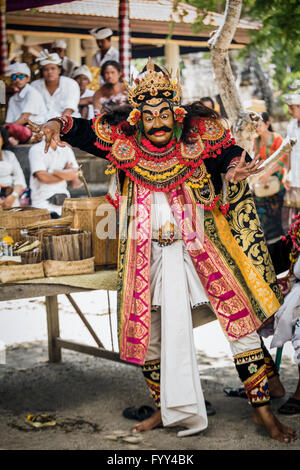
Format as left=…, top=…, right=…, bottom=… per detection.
left=217, top=144, right=252, bottom=174
left=204, top=144, right=252, bottom=194
left=61, top=118, right=110, bottom=159
left=268, top=238, right=293, bottom=275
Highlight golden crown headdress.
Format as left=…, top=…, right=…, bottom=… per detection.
left=124, top=57, right=181, bottom=108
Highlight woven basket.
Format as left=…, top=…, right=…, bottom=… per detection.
left=62, top=197, right=118, bottom=267
left=43, top=257, right=95, bottom=277
left=1, top=207, right=50, bottom=242
left=0, top=262, right=44, bottom=283
left=23, top=229, right=92, bottom=261
left=20, top=250, right=42, bottom=264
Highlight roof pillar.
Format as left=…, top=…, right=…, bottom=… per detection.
left=164, top=41, right=180, bottom=76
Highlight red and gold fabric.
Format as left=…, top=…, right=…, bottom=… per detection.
left=117, top=175, right=283, bottom=365
left=59, top=114, right=284, bottom=367
left=141, top=359, right=161, bottom=409
left=233, top=348, right=270, bottom=407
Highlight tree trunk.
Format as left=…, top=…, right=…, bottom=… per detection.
left=208, top=0, right=295, bottom=162
left=208, top=0, right=261, bottom=152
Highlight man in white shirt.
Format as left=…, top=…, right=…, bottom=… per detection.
left=31, top=50, right=80, bottom=121
left=72, top=65, right=95, bottom=120
left=283, top=93, right=300, bottom=231
left=51, top=39, right=78, bottom=78
left=0, top=125, right=26, bottom=208
left=29, top=138, right=80, bottom=217
left=89, top=27, right=119, bottom=84
left=5, top=63, right=47, bottom=126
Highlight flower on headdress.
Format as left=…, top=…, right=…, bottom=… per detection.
left=173, top=106, right=187, bottom=123
left=127, top=109, right=141, bottom=126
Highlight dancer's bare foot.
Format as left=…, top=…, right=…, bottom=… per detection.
left=132, top=410, right=162, bottom=433
left=253, top=405, right=296, bottom=443
left=268, top=375, right=286, bottom=399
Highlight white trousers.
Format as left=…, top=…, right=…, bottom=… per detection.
left=146, top=306, right=262, bottom=362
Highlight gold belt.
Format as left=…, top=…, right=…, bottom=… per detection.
left=152, top=223, right=182, bottom=247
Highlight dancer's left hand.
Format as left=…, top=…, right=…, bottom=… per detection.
left=225, top=151, right=263, bottom=183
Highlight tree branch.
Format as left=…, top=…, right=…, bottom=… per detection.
left=208, top=0, right=260, bottom=153
left=208, top=0, right=243, bottom=122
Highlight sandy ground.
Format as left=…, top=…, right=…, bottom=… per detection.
left=0, top=292, right=300, bottom=451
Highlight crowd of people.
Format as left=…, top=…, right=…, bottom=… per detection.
left=4, top=27, right=125, bottom=130
left=1, top=27, right=128, bottom=217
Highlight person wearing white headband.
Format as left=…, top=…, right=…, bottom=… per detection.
left=72, top=66, right=95, bottom=120
left=89, top=27, right=119, bottom=83
left=31, top=49, right=80, bottom=121
left=51, top=39, right=78, bottom=78
left=282, top=93, right=300, bottom=232
left=5, top=62, right=47, bottom=128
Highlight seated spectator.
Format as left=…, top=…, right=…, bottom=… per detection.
left=0, top=126, right=26, bottom=208
left=72, top=66, right=95, bottom=120
left=200, top=96, right=215, bottom=110
left=29, top=138, right=81, bottom=217
left=93, top=60, right=127, bottom=115
left=89, top=27, right=119, bottom=84
left=199, top=96, right=231, bottom=129
left=51, top=39, right=78, bottom=78
left=5, top=62, right=47, bottom=144
left=31, top=50, right=80, bottom=121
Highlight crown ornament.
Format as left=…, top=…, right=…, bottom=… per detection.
left=124, top=57, right=181, bottom=108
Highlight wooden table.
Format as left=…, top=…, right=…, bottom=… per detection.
left=0, top=280, right=135, bottom=366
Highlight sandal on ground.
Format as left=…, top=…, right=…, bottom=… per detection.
left=122, top=405, right=155, bottom=421
left=278, top=397, right=300, bottom=416
left=205, top=400, right=216, bottom=416
left=223, top=387, right=247, bottom=399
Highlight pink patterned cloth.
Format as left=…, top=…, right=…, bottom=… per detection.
left=120, top=185, right=152, bottom=365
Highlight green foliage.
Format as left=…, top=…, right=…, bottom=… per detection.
left=179, top=0, right=300, bottom=93
left=244, top=0, right=300, bottom=92
left=172, top=122, right=183, bottom=141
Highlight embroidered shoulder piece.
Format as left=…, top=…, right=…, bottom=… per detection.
left=189, top=117, right=236, bottom=159
left=201, top=118, right=225, bottom=141
left=92, top=114, right=117, bottom=150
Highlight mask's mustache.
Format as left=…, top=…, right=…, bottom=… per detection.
left=147, top=126, right=172, bottom=135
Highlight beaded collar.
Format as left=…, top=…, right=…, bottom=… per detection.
left=92, top=115, right=235, bottom=196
